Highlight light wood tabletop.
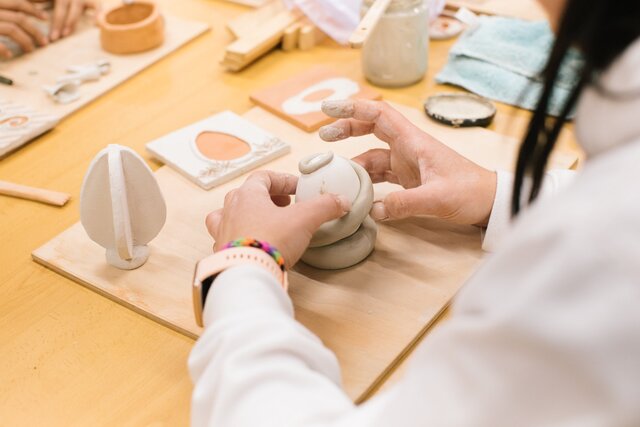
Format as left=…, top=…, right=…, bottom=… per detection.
left=0, top=1, right=580, bottom=425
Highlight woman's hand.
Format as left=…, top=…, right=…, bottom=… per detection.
left=48, top=0, right=97, bottom=41
left=0, top=0, right=48, bottom=58
left=205, top=171, right=351, bottom=269
left=319, top=99, right=497, bottom=226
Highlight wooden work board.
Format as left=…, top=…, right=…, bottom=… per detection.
left=0, top=15, right=209, bottom=121
left=32, top=102, right=577, bottom=402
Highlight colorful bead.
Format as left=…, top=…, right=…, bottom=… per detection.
left=221, top=238, right=286, bottom=271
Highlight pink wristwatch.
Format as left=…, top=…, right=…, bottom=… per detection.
left=192, top=247, right=289, bottom=327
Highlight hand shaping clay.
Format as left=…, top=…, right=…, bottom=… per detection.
left=296, top=152, right=377, bottom=269
left=80, top=145, right=166, bottom=270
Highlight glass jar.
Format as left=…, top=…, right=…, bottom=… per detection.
left=361, top=0, right=429, bottom=87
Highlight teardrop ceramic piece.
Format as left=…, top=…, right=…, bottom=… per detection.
left=195, top=131, right=251, bottom=161
left=296, top=152, right=360, bottom=204
left=80, top=145, right=166, bottom=269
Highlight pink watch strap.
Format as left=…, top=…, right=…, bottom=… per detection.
left=192, top=247, right=288, bottom=326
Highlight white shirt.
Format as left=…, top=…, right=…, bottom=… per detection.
left=189, top=38, right=640, bottom=426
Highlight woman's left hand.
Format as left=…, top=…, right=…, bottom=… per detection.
left=47, top=0, right=97, bottom=40
left=205, top=171, right=351, bottom=269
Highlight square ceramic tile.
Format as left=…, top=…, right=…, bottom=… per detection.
left=250, top=67, right=382, bottom=132
left=146, top=111, right=291, bottom=190
left=0, top=100, right=60, bottom=158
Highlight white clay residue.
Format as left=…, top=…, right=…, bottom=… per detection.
left=282, top=78, right=360, bottom=115
left=318, top=125, right=345, bottom=141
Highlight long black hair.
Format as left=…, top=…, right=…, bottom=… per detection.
left=512, top=0, right=640, bottom=215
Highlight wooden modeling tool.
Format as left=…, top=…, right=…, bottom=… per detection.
left=0, top=180, right=70, bottom=207
left=349, top=0, right=392, bottom=48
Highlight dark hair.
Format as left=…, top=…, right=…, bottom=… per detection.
left=512, top=0, right=640, bottom=215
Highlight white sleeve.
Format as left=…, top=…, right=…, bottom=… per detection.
left=482, top=169, right=576, bottom=252
left=189, top=228, right=640, bottom=427
left=188, top=265, right=354, bottom=427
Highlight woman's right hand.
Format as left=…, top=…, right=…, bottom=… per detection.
left=319, top=99, right=497, bottom=227
left=0, top=0, right=48, bottom=59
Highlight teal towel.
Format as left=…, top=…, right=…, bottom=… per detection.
left=435, top=17, right=584, bottom=117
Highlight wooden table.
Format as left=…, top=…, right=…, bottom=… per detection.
left=0, top=1, right=580, bottom=424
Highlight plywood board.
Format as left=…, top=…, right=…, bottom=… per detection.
left=33, top=103, right=577, bottom=401
left=447, top=0, right=548, bottom=21
left=0, top=15, right=209, bottom=121
left=250, top=67, right=382, bottom=132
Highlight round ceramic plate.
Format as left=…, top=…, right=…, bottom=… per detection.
left=430, top=16, right=465, bottom=40
left=424, top=93, right=497, bottom=128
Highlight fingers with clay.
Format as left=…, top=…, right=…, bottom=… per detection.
left=319, top=99, right=418, bottom=144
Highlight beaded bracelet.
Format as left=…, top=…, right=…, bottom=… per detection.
left=221, top=238, right=286, bottom=272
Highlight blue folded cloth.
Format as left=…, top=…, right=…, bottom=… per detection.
left=435, top=17, right=584, bottom=117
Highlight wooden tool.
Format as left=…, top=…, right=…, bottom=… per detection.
left=0, top=180, right=70, bottom=207
left=349, top=0, right=392, bottom=48
left=222, top=9, right=302, bottom=71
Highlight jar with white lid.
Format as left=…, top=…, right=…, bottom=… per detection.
left=361, top=0, right=429, bottom=87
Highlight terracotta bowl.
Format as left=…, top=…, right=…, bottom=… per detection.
left=98, top=1, right=164, bottom=54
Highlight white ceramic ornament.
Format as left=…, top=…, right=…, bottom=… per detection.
left=80, top=145, right=166, bottom=270
left=296, top=152, right=377, bottom=270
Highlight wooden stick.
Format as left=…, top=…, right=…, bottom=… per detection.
left=349, top=0, right=392, bottom=48
left=0, top=180, right=71, bottom=207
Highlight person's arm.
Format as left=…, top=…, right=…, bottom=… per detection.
left=189, top=265, right=355, bottom=427
left=191, top=191, right=640, bottom=426
left=482, top=169, right=576, bottom=251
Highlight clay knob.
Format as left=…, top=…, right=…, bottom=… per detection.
left=98, top=1, right=164, bottom=55
left=296, top=152, right=360, bottom=204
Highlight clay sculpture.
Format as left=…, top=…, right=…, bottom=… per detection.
left=296, top=152, right=377, bottom=269
left=80, top=144, right=166, bottom=270
left=98, top=1, right=165, bottom=54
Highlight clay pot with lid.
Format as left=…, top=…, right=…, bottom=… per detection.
left=98, top=1, right=164, bottom=54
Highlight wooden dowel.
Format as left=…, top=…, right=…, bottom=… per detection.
left=349, top=0, right=392, bottom=48
left=0, top=180, right=71, bottom=207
